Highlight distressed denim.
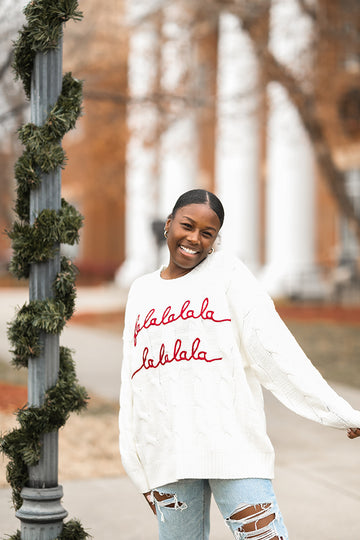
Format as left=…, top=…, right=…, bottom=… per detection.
left=150, top=478, right=289, bottom=540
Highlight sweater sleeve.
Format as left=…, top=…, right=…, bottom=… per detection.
left=227, top=259, right=360, bottom=429
left=119, top=291, right=150, bottom=493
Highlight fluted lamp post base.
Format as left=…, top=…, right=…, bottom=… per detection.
left=16, top=486, right=68, bottom=540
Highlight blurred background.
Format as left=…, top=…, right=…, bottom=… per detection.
left=1, top=2, right=360, bottom=538
left=0, top=0, right=360, bottom=301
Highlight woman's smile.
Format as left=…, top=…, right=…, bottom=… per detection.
left=179, top=245, right=200, bottom=256
left=162, top=203, right=221, bottom=279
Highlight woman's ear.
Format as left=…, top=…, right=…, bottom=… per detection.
left=164, top=216, right=172, bottom=235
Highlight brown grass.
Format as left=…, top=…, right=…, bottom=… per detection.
left=0, top=395, right=124, bottom=488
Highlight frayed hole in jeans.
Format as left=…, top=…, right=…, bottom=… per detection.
left=226, top=503, right=283, bottom=540
left=151, top=490, right=188, bottom=522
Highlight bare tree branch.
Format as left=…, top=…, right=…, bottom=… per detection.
left=259, top=45, right=360, bottom=241
left=297, top=0, right=318, bottom=22
left=234, top=2, right=360, bottom=242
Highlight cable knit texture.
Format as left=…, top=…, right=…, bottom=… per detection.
left=119, top=252, right=360, bottom=492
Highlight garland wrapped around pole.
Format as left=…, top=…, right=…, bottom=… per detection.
left=0, top=1, right=90, bottom=538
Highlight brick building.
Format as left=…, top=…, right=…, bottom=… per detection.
left=1, top=0, right=359, bottom=297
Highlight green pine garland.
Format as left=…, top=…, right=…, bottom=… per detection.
left=13, top=0, right=82, bottom=99
left=1, top=347, right=88, bottom=510
left=5, top=518, right=90, bottom=540
left=0, top=1, right=91, bottom=538
left=8, top=199, right=83, bottom=279
left=7, top=257, right=78, bottom=368
left=14, top=73, right=83, bottom=222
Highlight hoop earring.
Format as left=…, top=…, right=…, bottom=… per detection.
left=208, top=248, right=214, bottom=254
left=164, top=230, right=168, bottom=239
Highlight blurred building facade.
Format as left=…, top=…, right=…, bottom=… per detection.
left=61, top=0, right=128, bottom=281
left=1, top=0, right=359, bottom=298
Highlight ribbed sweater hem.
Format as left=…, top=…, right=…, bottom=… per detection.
left=140, top=451, right=275, bottom=493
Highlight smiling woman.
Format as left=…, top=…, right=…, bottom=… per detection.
left=119, top=189, right=360, bottom=540
left=161, top=189, right=224, bottom=280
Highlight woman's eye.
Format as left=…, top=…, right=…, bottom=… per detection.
left=202, top=231, right=213, bottom=238
left=182, top=223, right=192, bottom=229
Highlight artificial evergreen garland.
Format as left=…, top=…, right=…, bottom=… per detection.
left=13, top=0, right=82, bottom=99
left=5, top=518, right=90, bottom=540
left=14, top=73, right=83, bottom=222
left=9, top=199, right=83, bottom=279
left=0, top=1, right=91, bottom=538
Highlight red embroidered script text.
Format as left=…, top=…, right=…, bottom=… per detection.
left=131, top=337, right=222, bottom=379
left=133, top=297, right=231, bottom=346
left=131, top=297, right=231, bottom=378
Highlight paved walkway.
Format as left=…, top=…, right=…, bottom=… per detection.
left=1, top=287, right=360, bottom=539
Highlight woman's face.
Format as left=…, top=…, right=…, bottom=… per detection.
left=164, top=203, right=221, bottom=279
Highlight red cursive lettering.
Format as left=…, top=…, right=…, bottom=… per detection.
left=131, top=337, right=222, bottom=379
left=133, top=297, right=231, bottom=346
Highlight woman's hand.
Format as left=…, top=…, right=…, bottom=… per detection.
left=347, top=428, right=360, bottom=439
left=143, top=491, right=157, bottom=515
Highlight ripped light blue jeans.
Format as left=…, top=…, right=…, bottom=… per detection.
left=149, top=478, right=289, bottom=540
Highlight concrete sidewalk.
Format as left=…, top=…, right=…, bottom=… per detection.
left=1, top=287, right=360, bottom=539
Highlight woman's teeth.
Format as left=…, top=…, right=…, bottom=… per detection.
left=180, top=246, right=197, bottom=254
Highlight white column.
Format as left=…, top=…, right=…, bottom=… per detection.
left=115, top=4, right=161, bottom=287
left=215, top=13, right=261, bottom=271
left=261, top=0, right=317, bottom=297
left=157, top=2, right=198, bottom=265
left=158, top=117, right=196, bottom=217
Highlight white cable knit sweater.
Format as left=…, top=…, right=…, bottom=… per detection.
left=119, top=251, right=360, bottom=493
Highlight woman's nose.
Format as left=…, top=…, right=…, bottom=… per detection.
left=187, top=229, right=200, bottom=244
